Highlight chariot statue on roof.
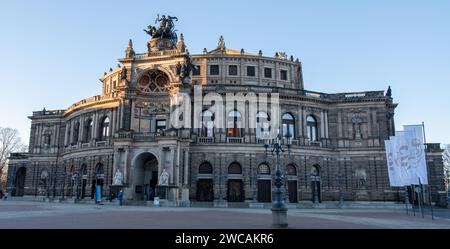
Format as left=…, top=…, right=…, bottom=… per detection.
left=144, top=14, right=178, bottom=44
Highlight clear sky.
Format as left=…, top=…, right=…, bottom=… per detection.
left=0, top=0, right=449, bottom=145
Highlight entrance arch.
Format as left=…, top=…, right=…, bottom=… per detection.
left=14, top=167, right=26, bottom=196
left=310, top=165, right=322, bottom=203
left=91, top=163, right=105, bottom=199
left=196, top=162, right=214, bottom=202
left=257, top=163, right=272, bottom=203
left=227, top=162, right=244, bottom=202
left=132, top=152, right=159, bottom=201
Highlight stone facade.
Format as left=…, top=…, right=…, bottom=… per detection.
left=6, top=23, right=448, bottom=207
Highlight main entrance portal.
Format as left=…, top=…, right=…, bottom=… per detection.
left=133, top=152, right=159, bottom=201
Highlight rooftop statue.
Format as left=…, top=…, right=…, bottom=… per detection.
left=144, top=14, right=178, bottom=44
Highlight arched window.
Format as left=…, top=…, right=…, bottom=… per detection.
left=73, top=122, right=80, bottom=144
left=80, top=164, right=88, bottom=176
left=227, top=111, right=242, bottom=137
left=199, top=162, right=213, bottom=174
left=258, top=164, right=270, bottom=175
left=256, top=112, right=270, bottom=139
left=95, top=163, right=104, bottom=178
left=99, top=117, right=110, bottom=140
left=66, top=124, right=71, bottom=146
left=69, top=166, right=75, bottom=181
left=200, top=110, right=214, bottom=138
left=282, top=113, right=295, bottom=138
left=287, top=164, right=297, bottom=176
left=228, top=162, right=242, bottom=174
left=84, top=119, right=93, bottom=142
left=306, top=115, right=318, bottom=141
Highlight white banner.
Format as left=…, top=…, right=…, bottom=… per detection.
left=385, top=140, right=403, bottom=186
left=385, top=125, right=428, bottom=187
left=403, top=125, right=428, bottom=184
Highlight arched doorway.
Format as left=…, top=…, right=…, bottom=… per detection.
left=14, top=167, right=26, bottom=196
left=227, top=162, right=244, bottom=202
left=68, top=166, right=75, bottom=197
left=286, top=164, right=298, bottom=203
left=91, top=163, right=104, bottom=199
left=80, top=164, right=88, bottom=199
left=133, top=152, right=159, bottom=201
left=310, top=165, right=321, bottom=203
left=257, top=163, right=271, bottom=203
left=196, top=162, right=214, bottom=202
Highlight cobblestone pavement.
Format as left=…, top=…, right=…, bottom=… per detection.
left=1, top=200, right=449, bottom=229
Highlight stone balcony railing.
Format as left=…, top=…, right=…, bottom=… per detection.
left=63, top=140, right=111, bottom=153
left=198, top=137, right=214, bottom=143
left=227, top=137, right=244, bottom=144
left=114, top=130, right=178, bottom=141
left=134, top=50, right=181, bottom=59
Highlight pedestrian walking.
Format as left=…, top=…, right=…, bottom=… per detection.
left=118, top=189, right=123, bottom=206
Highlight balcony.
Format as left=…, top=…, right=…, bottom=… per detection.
left=227, top=137, right=243, bottom=144
left=96, top=141, right=107, bottom=147
left=198, top=137, right=214, bottom=143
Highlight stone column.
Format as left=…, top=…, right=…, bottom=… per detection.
left=320, top=111, right=325, bottom=139
left=123, top=147, right=129, bottom=185
left=93, top=113, right=98, bottom=140
left=183, top=149, right=189, bottom=185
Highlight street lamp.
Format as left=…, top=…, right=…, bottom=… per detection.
left=263, top=128, right=291, bottom=228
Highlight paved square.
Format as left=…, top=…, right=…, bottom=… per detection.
left=0, top=200, right=449, bottom=229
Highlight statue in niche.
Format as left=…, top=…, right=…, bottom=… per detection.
left=159, top=168, right=169, bottom=186
left=352, top=116, right=363, bottom=140
left=112, top=169, right=124, bottom=186
left=355, top=169, right=367, bottom=189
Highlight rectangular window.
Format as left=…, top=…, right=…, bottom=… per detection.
left=193, top=65, right=201, bottom=75
left=246, top=66, right=255, bottom=77
left=280, top=70, right=288, bottom=81
left=228, top=65, right=238, bottom=76
left=264, top=68, right=272, bottom=78
left=156, top=120, right=166, bottom=133
left=210, top=65, right=219, bottom=75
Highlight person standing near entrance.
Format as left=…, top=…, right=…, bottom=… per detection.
left=118, top=189, right=123, bottom=206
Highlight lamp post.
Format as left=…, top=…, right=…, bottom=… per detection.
left=263, top=129, right=291, bottom=228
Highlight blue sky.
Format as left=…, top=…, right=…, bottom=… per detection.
left=0, top=0, right=449, bottom=144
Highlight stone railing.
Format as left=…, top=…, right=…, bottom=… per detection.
left=198, top=137, right=214, bottom=143
left=96, top=141, right=107, bottom=147
left=65, top=95, right=119, bottom=114
left=134, top=50, right=181, bottom=59
left=9, top=153, right=29, bottom=159
left=63, top=140, right=111, bottom=153
left=32, top=109, right=65, bottom=117
left=227, top=137, right=243, bottom=144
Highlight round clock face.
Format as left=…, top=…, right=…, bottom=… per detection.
left=137, top=70, right=169, bottom=93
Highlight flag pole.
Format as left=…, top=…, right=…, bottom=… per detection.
left=422, top=121, right=434, bottom=220
left=411, top=184, right=416, bottom=216
left=418, top=178, right=424, bottom=218
left=404, top=186, right=409, bottom=215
